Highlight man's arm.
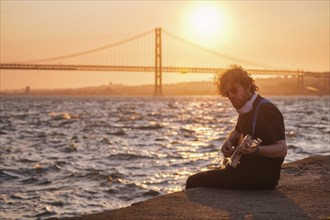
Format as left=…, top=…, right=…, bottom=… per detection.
left=241, top=139, right=287, bottom=158
left=221, top=128, right=242, bottom=157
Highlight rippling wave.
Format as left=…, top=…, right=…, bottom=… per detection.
left=0, top=96, right=329, bottom=219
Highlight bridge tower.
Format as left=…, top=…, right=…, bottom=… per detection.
left=154, top=27, right=162, bottom=96
left=297, top=71, right=304, bottom=94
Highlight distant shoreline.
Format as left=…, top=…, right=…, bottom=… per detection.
left=1, top=93, right=329, bottom=97
left=1, top=77, right=329, bottom=96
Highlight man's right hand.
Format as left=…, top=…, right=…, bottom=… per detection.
left=221, top=140, right=234, bottom=158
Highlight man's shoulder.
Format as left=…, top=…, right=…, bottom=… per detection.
left=259, top=100, right=283, bottom=118
left=254, top=96, right=275, bottom=111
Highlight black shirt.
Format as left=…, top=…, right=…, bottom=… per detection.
left=234, top=95, right=285, bottom=176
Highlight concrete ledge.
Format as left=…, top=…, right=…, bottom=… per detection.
left=55, top=155, right=330, bottom=220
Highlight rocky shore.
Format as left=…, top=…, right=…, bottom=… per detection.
left=55, top=155, right=329, bottom=220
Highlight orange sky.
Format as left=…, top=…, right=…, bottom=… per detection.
left=1, top=1, right=329, bottom=90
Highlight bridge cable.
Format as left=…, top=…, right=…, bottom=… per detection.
left=18, top=29, right=154, bottom=64
left=162, top=29, right=274, bottom=69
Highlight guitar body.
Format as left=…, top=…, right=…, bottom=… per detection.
left=230, top=135, right=252, bottom=167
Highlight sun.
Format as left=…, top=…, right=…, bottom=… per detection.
left=190, top=5, right=223, bottom=35
left=183, top=3, right=227, bottom=47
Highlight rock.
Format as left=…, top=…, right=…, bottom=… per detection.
left=53, top=155, right=330, bottom=220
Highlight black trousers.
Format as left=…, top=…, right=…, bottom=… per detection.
left=185, top=166, right=278, bottom=190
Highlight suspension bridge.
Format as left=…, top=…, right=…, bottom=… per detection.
left=1, top=27, right=328, bottom=95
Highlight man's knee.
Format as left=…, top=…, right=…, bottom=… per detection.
left=185, top=175, right=195, bottom=189
left=185, top=173, right=200, bottom=189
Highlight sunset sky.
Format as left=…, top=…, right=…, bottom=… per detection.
left=1, top=1, right=329, bottom=90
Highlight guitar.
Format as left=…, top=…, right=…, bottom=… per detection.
left=221, top=135, right=262, bottom=168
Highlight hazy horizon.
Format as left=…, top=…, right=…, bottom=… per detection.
left=0, top=75, right=216, bottom=91
left=1, top=1, right=329, bottom=90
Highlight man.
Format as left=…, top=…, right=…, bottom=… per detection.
left=186, top=65, right=287, bottom=189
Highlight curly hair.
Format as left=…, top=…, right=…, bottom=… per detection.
left=214, top=65, right=259, bottom=97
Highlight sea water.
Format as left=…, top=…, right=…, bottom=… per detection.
left=0, top=96, right=329, bottom=219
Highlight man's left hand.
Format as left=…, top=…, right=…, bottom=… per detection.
left=240, top=140, right=258, bottom=155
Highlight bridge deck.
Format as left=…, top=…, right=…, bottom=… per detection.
left=1, top=63, right=328, bottom=77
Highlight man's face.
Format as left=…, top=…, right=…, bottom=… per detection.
left=223, top=81, right=252, bottom=109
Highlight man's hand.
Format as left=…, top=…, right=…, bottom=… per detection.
left=240, top=138, right=259, bottom=155
left=221, top=140, right=234, bottom=157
